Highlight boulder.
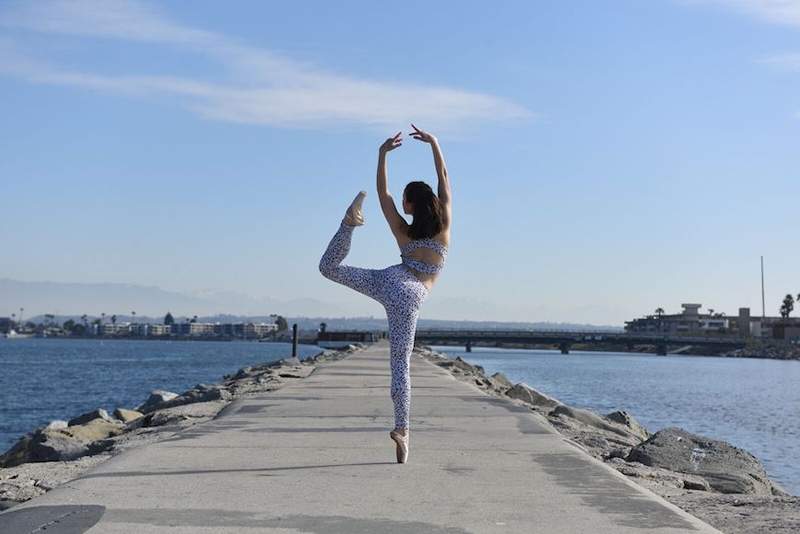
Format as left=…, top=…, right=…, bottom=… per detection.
left=490, top=372, right=514, bottom=390
left=136, top=390, right=179, bottom=413
left=66, top=419, right=124, bottom=443
left=551, top=405, right=634, bottom=438
left=625, top=427, right=777, bottom=495
left=113, top=408, right=144, bottom=424
left=605, top=410, right=650, bottom=441
left=136, top=385, right=231, bottom=414
left=506, top=383, right=562, bottom=409
left=436, top=356, right=484, bottom=375
left=0, top=429, right=88, bottom=467
left=45, top=420, right=68, bottom=431
left=68, top=408, right=117, bottom=427
left=143, top=400, right=228, bottom=428
left=607, top=457, right=712, bottom=491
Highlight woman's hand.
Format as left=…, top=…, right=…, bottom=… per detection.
left=379, top=132, right=403, bottom=154
left=409, top=124, right=437, bottom=144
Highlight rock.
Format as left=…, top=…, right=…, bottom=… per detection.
left=506, top=383, right=562, bottom=409
left=45, top=420, right=68, bottom=431
left=0, top=429, right=88, bottom=467
left=605, top=410, right=650, bottom=441
left=68, top=408, right=117, bottom=427
left=684, top=479, right=712, bottom=491
left=143, top=400, right=228, bottom=428
left=436, top=356, right=484, bottom=375
left=136, top=390, right=179, bottom=413
left=66, top=419, right=124, bottom=443
left=551, top=405, right=635, bottom=438
left=490, top=372, right=513, bottom=389
left=277, top=357, right=301, bottom=366
left=607, top=457, right=710, bottom=491
left=625, top=427, right=778, bottom=495
left=113, top=408, right=144, bottom=424
left=137, top=385, right=231, bottom=414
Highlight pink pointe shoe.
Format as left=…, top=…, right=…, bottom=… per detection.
left=389, top=428, right=409, bottom=464
left=343, top=191, right=366, bottom=227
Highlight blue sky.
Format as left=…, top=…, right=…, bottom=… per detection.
left=1, top=0, right=798, bottom=324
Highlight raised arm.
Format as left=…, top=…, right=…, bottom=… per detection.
left=377, top=132, right=409, bottom=238
left=410, top=124, right=451, bottom=223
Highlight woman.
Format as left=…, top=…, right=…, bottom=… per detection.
left=319, top=124, right=451, bottom=464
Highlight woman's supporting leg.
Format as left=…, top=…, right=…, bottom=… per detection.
left=319, top=221, right=384, bottom=304
left=386, top=305, right=421, bottom=430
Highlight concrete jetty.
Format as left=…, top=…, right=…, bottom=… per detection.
left=0, top=340, right=721, bottom=533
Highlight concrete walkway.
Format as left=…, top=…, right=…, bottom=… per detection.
left=0, top=341, right=721, bottom=533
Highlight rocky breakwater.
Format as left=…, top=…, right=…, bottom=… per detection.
left=416, top=345, right=800, bottom=534
left=0, top=344, right=363, bottom=511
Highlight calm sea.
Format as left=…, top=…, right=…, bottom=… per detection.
left=0, top=338, right=321, bottom=451
left=2, top=339, right=797, bottom=495
left=432, top=345, right=800, bottom=495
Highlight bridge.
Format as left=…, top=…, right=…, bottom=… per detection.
left=414, top=329, right=747, bottom=355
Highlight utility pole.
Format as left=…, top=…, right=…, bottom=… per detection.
left=761, top=256, right=766, bottom=320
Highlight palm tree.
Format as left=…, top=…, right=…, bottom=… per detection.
left=654, top=307, right=665, bottom=333
left=111, top=314, right=117, bottom=326
left=780, top=294, right=794, bottom=319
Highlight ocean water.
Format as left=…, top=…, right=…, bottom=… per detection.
left=0, top=338, right=321, bottom=450
left=432, top=345, right=800, bottom=495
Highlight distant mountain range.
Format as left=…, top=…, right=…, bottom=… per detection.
left=0, top=278, right=350, bottom=318
left=0, top=278, right=622, bottom=331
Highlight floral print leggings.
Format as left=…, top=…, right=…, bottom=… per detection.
left=319, top=221, right=428, bottom=429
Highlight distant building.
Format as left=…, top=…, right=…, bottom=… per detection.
left=148, top=324, right=171, bottom=336
left=244, top=322, right=278, bottom=338
left=0, top=317, right=12, bottom=334
left=189, top=323, right=216, bottom=337
left=170, top=323, right=190, bottom=336
left=773, top=321, right=800, bottom=341
left=625, top=304, right=730, bottom=335
left=626, top=304, right=791, bottom=338
left=102, top=323, right=132, bottom=336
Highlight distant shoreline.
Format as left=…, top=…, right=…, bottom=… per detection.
left=429, top=339, right=800, bottom=361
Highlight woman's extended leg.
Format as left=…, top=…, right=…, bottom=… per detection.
left=319, top=221, right=384, bottom=304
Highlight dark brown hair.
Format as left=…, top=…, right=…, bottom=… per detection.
left=404, top=181, right=443, bottom=239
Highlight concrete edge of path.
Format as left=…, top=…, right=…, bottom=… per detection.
left=410, top=347, right=725, bottom=534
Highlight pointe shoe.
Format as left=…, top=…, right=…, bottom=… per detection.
left=389, top=428, right=409, bottom=464
left=343, top=191, right=367, bottom=226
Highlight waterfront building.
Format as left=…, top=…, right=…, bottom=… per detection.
left=244, top=322, right=279, bottom=338
left=102, top=323, right=132, bottom=336
left=215, top=323, right=244, bottom=337
left=189, top=322, right=216, bottom=337
left=625, top=304, right=731, bottom=335
left=148, top=324, right=171, bottom=336
left=625, top=304, right=797, bottom=339
left=170, top=323, right=191, bottom=336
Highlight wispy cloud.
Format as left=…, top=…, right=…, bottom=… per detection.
left=690, top=0, right=800, bottom=28
left=0, top=0, right=530, bottom=129
left=759, top=52, right=800, bottom=70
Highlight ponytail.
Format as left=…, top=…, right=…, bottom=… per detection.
left=404, top=181, right=443, bottom=239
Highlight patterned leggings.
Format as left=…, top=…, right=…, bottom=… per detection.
left=319, top=221, right=428, bottom=429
